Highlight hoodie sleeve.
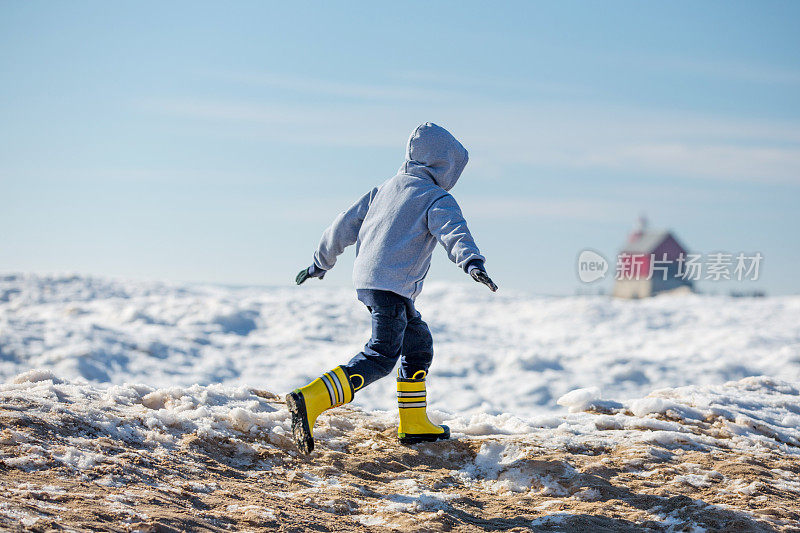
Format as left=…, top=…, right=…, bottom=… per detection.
left=427, top=194, right=486, bottom=272
left=313, top=188, right=378, bottom=270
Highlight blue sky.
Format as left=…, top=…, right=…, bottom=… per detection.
left=1, top=1, right=799, bottom=294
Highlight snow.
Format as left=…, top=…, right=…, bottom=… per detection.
left=0, top=376, right=294, bottom=474
left=11, top=368, right=63, bottom=385
left=226, top=505, right=277, bottom=520
left=1, top=273, right=799, bottom=529
left=463, top=441, right=573, bottom=494
left=557, top=386, right=601, bottom=412
left=2, top=273, right=798, bottom=419
left=4, top=369, right=797, bottom=475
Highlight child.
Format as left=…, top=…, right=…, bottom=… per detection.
left=288, top=122, right=497, bottom=454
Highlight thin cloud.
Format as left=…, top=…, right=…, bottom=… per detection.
left=144, top=98, right=404, bottom=147
left=458, top=196, right=631, bottom=222
left=386, top=70, right=591, bottom=98
left=650, top=56, right=800, bottom=86
left=143, top=94, right=800, bottom=185
left=202, top=70, right=458, bottom=102
left=577, top=143, right=800, bottom=184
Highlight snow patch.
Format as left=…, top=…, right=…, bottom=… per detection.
left=11, top=368, right=62, bottom=385
left=557, top=387, right=601, bottom=413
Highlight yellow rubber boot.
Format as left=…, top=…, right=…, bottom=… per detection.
left=397, top=370, right=450, bottom=444
left=286, top=366, right=357, bottom=454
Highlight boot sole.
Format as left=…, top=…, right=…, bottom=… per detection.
left=398, top=425, right=450, bottom=445
left=286, top=391, right=314, bottom=454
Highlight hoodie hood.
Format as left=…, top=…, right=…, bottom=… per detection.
left=399, top=122, right=468, bottom=191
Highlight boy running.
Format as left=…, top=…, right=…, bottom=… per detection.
left=288, top=122, right=497, bottom=454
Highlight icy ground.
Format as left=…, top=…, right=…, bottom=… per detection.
left=1, top=370, right=798, bottom=531
left=1, top=273, right=799, bottom=418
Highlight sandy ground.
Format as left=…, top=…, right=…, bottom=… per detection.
left=1, top=389, right=798, bottom=533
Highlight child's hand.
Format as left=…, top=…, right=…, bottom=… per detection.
left=295, top=265, right=326, bottom=285
left=470, top=268, right=498, bottom=292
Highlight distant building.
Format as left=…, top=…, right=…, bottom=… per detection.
left=612, top=217, right=694, bottom=299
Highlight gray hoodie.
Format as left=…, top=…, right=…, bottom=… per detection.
left=313, top=122, right=485, bottom=300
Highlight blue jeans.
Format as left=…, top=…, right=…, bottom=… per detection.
left=343, top=290, right=433, bottom=391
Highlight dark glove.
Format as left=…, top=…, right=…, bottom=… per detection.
left=295, top=264, right=326, bottom=285
left=470, top=267, right=498, bottom=292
